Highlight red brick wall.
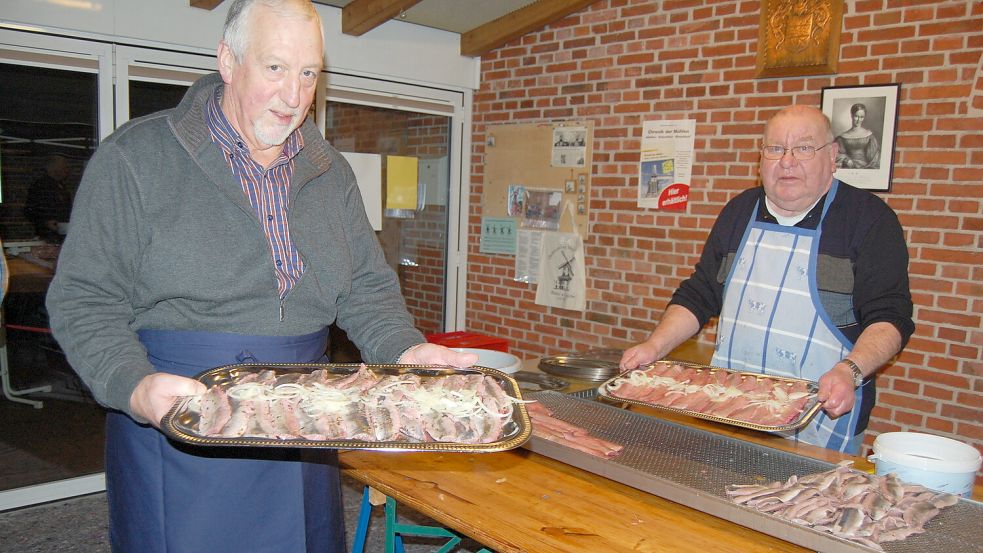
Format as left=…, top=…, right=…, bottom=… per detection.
left=468, top=0, right=982, bottom=473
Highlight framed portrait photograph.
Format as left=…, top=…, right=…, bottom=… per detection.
left=821, top=83, right=901, bottom=191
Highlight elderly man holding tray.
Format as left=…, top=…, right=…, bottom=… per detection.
left=621, top=105, right=913, bottom=455
left=46, top=1, right=474, bottom=552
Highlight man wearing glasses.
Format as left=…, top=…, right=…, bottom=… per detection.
left=620, top=105, right=913, bottom=454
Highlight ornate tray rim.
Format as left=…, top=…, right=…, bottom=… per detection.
left=160, top=363, right=531, bottom=452
left=596, top=358, right=822, bottom=433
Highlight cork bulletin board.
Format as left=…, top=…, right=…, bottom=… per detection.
left=482, top=121, right=593, bottom=238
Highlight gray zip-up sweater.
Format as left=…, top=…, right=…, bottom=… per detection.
left=46, top=73, right=424, bottom=418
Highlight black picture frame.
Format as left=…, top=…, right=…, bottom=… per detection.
left=821, top=83, right=900, bottom=191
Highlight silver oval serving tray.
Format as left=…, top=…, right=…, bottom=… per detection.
left=160, top=363, right=531, bottom=453
left=597, top=359, right=821, bottom=433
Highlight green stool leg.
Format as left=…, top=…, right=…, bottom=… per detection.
left=384, top=496, right=463, bottom=553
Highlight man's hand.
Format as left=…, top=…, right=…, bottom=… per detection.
left=620, top=304, right=702, bottom=371
left=814, top=321, right=901, bottom=419
left=816, top=363, right=857, bottom=418
left=129, top=373, right=207, bottom=428
left=620, top=341, right=662, bottom=371
left=398, top=343, right=478, bottom=368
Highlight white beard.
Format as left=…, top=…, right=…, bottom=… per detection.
left=254, top=117, right=298, bottom=148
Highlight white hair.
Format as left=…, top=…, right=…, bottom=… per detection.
left=222, top=0, right=322, bottom=61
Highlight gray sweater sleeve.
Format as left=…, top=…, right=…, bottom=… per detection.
left=46, top=141, right=156, bottom=417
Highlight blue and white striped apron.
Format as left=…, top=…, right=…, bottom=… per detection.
left=104, top=328, right=345, bottom=553
left=711, top=180, right=867, bottom=454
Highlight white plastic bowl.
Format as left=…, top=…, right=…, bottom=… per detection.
left=869, top=431, right=982, bottom=497
left=450, top=347, right=521, bottom=374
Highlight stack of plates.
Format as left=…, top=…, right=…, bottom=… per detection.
left=538, top=355, right=623, bottom=382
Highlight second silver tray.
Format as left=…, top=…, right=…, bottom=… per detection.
left=597, top=359, right=821, bottom=433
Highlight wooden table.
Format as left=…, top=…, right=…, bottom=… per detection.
left=342, top=345, right=812, bottom=552
left=342, top=447, right=808, bottom=552
left=340, top=344, right=982, bottom=552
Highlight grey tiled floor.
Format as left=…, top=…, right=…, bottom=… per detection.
left=0, top=475, right=486, bottom=552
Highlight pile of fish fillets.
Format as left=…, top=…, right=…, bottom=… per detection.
left=527, top=401, right=624, bottom=459
left=726, top=464, right=959, bottom=550
left=605, top=362, right=813, bottom=426
left=187, top=365, right=516, bottom=444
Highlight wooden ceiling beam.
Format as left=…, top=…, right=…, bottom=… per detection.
left=190, top=0, right=225, bottom=10
left=342, top=0, right=423, bottom=36
left=460, top=0, right=599, bottom=57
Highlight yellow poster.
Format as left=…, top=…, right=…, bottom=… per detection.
left=386, top=155, right=418, bottom=210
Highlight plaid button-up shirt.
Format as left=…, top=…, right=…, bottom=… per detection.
left=205, top=89, right=305, bottom=299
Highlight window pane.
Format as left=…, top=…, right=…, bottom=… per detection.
left=129, top=80, right=188, bottom=119
left=0, top=63, right=97, bottom=241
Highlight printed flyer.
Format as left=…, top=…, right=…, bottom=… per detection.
left=638, top=119, right=695, bottom=210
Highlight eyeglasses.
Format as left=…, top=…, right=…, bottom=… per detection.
left=761, top=142, right=833, bottom=160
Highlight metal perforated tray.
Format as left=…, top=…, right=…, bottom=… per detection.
left=524, top=391, right=983, bottom=553
left=598, top=360, right=822, bottom=432
left=161, top=363, right=531, bottom=453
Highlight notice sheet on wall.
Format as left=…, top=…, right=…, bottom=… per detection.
left=514, top=229, right=543, bottom=284
left=638, top=119, right=695, bottom=210
left=386, top=155, right=418, bottom=209
left=480, top=217, right=517, bottom=255
left=340, top=151, right=382, bottom=231
left=550, top=126, right=588, bottom=168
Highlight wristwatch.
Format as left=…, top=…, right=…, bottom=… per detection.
left=840, top=358, right=864, bottom=388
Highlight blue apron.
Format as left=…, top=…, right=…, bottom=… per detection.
left=711, top=180, right=868, bottom=454
left=105, top=328, right=345, bottom=553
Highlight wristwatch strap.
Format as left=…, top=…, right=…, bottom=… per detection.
left=840, top=358, right=864, bottom=388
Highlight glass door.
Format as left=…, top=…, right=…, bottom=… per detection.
left=0, top=30, right=112, bottom=509
left=322, top=73, right=470, bottom=359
